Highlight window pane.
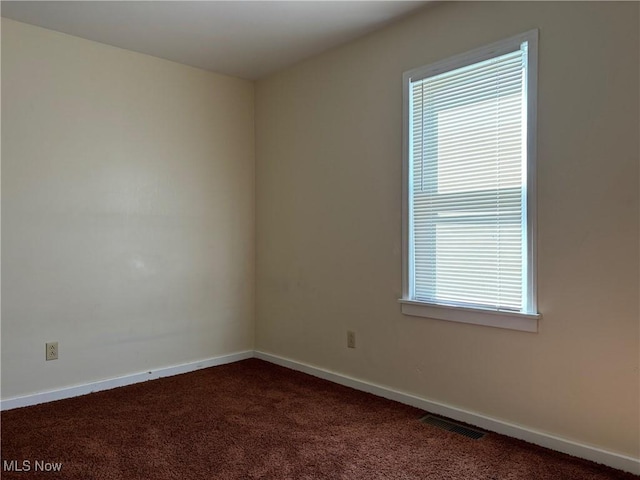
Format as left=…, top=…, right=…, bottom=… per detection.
left=409, top=41, right=528, bottom=312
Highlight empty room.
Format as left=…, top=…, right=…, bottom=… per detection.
left=1, top=1, right=639, bottom=478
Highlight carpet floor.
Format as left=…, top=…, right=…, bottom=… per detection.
left=1, top=359, right=636, bottom=479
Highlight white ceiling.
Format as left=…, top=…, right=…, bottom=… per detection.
left=1, top=1, right=430, bottom=79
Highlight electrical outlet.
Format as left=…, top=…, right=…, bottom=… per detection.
left=347, top=331, right=356, bottom=349
left=46, top=342, right=58, bottom=361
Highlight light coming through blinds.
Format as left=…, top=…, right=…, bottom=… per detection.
left=409, top=42, right=529, bottom=312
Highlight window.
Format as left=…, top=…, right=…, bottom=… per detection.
left=400, top=31, right=540, bottom=332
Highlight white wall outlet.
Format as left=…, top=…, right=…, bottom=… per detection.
left=46, top=342, right=58, bottom=361
left=347, top=331, right=356, bottom=349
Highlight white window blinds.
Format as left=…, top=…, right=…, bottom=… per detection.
left=408, top=40, right=532, bottom=314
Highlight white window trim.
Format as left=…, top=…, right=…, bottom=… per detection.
left=400, top=30, right=541, bottom=333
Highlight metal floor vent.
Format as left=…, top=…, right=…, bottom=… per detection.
left=419, top=415, right=486, bottom=440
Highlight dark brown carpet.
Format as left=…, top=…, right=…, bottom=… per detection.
left=1, top=359, right=636, bottom=479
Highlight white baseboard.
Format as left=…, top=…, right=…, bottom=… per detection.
left=254, top=350, right=640, bottom=475
left=0, top=350, right=253, bottom=411
left=2, top=349, right=638, bottom=474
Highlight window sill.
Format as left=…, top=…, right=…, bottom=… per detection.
left=398, top=299, right=541, bottom=332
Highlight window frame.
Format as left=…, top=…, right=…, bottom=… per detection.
left=399, top=30, right=541, bottom=332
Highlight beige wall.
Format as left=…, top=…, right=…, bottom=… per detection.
left=255, top=1, right=639, bottom=458
left=1, top=19, right=255, bottom=398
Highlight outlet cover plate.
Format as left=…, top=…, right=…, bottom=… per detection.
left=347, top=331, right=356, bottom=349
left=46, top=342, right=58, bottom=361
